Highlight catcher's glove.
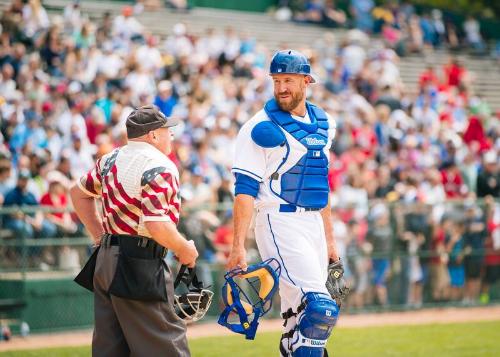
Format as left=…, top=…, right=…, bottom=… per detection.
left=326, top=259, right=350, bottom=303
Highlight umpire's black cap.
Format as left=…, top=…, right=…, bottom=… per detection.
left=126, top=105, right=179, bottom=139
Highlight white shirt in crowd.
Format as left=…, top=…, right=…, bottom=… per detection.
left=67, top=145, right=95, bottom=179
left=112, top=15, right=143, bottom=40
left=341, top=44, right=366, bottom=76
left=124, top=70, right=156, bottom=99
left=464, top=18, right=482, bottom=44
left=22, top=4, right=50, bottom=37
left=97, top=52, right=125, bottom=79
left=135, top=45, right=163, bottom=73
left=56, top=110, right=88, bottom=147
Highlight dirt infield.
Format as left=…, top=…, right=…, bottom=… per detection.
left=1, top=305, right=500, bottom=352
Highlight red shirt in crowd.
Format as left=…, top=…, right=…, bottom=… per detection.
left=214, top=224, right=233, bottom=260
left=419, top=69, right=439, bottom=89
left=443, top=63, right=465, bottom=87
left=40, top=193, right=68, bottom=219
left=485, top=220, right=500, bottom=266
left=430, top=228, right=447, bottom=265
left=440, top=168, right=467, bottom=198
left=463, top=116, right=492, bottom=153
left=351, top=125, right=377, bottom=158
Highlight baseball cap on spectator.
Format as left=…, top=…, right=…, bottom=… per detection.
left=126, top=105, right=179, bottom=139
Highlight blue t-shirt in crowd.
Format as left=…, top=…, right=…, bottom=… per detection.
left=154, top=95, right=178, bottom=117
left=3, top=187, right=38, bottom=207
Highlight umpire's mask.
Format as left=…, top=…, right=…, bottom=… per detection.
left=218, top=258, right=281, bottom=340
left=173, top=265, right=214, bottom=322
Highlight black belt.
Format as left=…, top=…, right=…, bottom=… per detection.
left=103, top=234, right=167, bottom=259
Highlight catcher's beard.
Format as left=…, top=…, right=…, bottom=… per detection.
left=274, top=86, right=305, bottom=113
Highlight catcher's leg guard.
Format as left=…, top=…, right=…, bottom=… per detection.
left=290, top=292, right=339, bottom=357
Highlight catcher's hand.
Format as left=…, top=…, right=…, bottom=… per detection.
left=326, top=259, right=350, bottom=303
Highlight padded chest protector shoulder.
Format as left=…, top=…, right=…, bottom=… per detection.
left=257, top=99, right=330, bottom=209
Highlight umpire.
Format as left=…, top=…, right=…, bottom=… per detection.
left=70, top=105, right=198, bottom=357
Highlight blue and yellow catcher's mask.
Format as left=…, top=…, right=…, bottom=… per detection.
left=218, top=258, right=281, bottom=340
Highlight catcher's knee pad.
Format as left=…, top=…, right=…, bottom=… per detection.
left=291, top=292, right=339, bottom=357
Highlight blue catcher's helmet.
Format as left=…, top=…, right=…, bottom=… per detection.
left=218, top=258, right=281, bottom=340
left=269, top=49, right=316, bottom=83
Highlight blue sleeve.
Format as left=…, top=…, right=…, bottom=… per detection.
left=234, top=173, right=260, bottom=198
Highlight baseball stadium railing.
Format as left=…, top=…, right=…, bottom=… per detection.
left=0, top=199, right=499, bottom=333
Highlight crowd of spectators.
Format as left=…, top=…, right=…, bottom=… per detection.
left=278, top=0, right=491, bottom=56
left=0, top=0, right=499, bottom=306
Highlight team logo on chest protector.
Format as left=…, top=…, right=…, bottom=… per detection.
left=260, top=99, right=330, bottom=209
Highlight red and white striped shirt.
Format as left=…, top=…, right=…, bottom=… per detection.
left=77, top=141, right=180, bottom=237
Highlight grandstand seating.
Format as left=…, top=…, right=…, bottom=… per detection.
left=1, top=0, right=498, bottom=110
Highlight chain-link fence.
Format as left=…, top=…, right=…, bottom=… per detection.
left=1, top=199, right=499, bottom=333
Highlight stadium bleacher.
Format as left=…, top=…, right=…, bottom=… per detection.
left=2, top=0, right=497, bottom=109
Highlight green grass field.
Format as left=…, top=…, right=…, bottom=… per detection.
left=1, top=320, right=499, bottom=357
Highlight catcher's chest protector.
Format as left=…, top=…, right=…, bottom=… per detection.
left=263, top=99, right=330, bottom=209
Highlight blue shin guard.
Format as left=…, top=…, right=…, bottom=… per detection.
left=291, top=292, right=339, bottom=357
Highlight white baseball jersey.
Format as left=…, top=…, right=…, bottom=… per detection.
left=232, top=107, right=337, bottom=314
left=232, top=109, right=336, bottom=211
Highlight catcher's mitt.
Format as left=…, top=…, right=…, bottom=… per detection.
left=325, top=259, right=350, bottom=303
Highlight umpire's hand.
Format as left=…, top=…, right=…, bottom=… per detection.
left=176, top=240, right=199, bottom=268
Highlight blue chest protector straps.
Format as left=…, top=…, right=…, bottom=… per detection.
left=260, top=99, right=330, bottom=209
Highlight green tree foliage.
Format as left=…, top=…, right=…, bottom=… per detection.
left=410, top=0, right=499, bottom=18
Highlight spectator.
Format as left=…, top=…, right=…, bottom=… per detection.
left=65, top=135, right=94, bottom=179
left=213, top=213, right=233, bottom=262
left=40, top=173, right=78, bottom=237
left=398, top=202, right=431, bottom=305
left=350, top=0, right=374, bottom=33
left=63, top=0, right=83, bottom=34
left=463, top=16, right=485, bottom=53
left=0, top=158, right=15, bottom=203
left=446, top=221, right=465, bottom=301
left=112, top=5, right=143, bottom=42
left=443, top=58, right=465, bottom=88
left=22, top=0, right=50, bottom=45
left=462, top=202, right=486, bottom=304
left=440, top=160, right=468, bottom=198
left=153, top=80, right=177, bottom=117
left=429, top=215, right=451, bottom=302
left=345, top=218, right=370, bottom=309
left=480, top=201, right=500, bottom=304
left=135, top=35, right=163, bottom=73
left=3, top=169, right=57, bottom=249
left=476, top=150, right=499, bottom=198
left=366, top=203, right=392, bottom=306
